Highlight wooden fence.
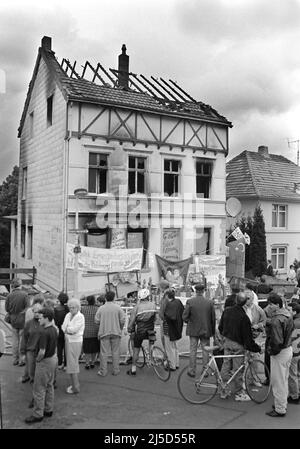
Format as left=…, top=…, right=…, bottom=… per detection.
left=0, top=267, right=36, bottom=286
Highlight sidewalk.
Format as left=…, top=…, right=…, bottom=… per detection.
left=1, top=354, right=300, bottom=429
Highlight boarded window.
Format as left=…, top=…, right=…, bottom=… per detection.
left=87, top=230, right=108, bottom=248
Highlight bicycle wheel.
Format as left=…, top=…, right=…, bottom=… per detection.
left=127, top=337, right=146, bottom=368
left=245, top=359, right=271, bottom=403
left=177, top=362, right=218, bottom=404
left=151, top=345, right=171, bottom=382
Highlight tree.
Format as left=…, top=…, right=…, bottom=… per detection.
left=0, top=166, right=19, bottom=268
left=249, top=204, right=267, bottom=277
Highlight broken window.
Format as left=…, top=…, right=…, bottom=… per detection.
left=47, top=95, right=53, bottom=127
left=22, top=167, right=27, bottom=200
left=195, top=227, right=211, bottom=255
left=128, top=156, right=146, bottom=194
left=88, top=153, right=108, bottom=194
left=27, top=226, right=33, bottom=259
left=29, top=111, right=34, bottom=138
left=21, top=224, right=26, bottom=258
left=196, top=160, right=212, bottom=198
left=164, top=159, right=180, bottom=196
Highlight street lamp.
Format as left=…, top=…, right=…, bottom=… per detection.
left=73, top=188, right=88, bottom=298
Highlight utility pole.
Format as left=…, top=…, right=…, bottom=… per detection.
left=288, top=139, right=300, bottom=166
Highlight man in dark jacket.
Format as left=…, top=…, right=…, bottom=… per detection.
left=5, top=278, right=30, bottom=366
left=224, top=286, right=240, bottom=308
left=182, top=283, right=215, bottom=377
left=265, top=293, right=294, bottom=417
left=163, top=289, right=184, bottom=370
left=218, top=292, right=261, bottom=401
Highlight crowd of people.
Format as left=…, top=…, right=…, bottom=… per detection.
left=3, top=274, right=300, bottom=424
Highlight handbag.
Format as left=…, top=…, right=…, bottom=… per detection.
left=4, top=313, right=11, bottom=324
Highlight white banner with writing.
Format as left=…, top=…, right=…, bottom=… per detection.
left=66, top=243, right=143, bottom=273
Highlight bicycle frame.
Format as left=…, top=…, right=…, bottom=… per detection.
left=202, top=353, right=246, bottom=390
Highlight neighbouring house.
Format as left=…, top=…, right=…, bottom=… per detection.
left=226, top=145, right=300, bottom=277
left=9, top=36, right=232, bottom=295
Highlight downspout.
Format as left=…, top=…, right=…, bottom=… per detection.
left=62, top=101, right=71, bottom=292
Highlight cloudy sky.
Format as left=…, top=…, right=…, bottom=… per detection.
left=1, top=0, right=300, bottom=183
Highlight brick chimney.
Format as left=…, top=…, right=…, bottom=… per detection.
left=118, top=44, right=129, bottom=88
left=258, top=145, right=269, bottom=158
left=41, top=36, right=52, bottom=51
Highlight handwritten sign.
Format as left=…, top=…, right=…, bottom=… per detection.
left=110, top=229, right=126, bottom=249
left=66, top=243, right=143, bottom=273
left=162, top=229, right=180, bottom=261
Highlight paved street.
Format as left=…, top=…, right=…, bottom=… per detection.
left=1, top=353, right=299, bottom=430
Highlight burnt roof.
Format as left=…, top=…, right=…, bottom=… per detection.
left=18, top=40, right=232, bottom=137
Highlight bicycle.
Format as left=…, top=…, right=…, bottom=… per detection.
left=177, top=345, right=271, bottom=404
left=127, top=330, right=171, bottom=382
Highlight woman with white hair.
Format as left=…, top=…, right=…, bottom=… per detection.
left=62, top=298, right=85, bottom=394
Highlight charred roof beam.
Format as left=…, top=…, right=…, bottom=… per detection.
left=150, top=77, right=181, bottom=102
left=168, top=79, right=197, bottom=103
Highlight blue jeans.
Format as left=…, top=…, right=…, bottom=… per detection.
left=220, top=337, right=245, bottom=395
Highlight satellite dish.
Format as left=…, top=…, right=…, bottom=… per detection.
left=226, top=197, right=242, bottom=217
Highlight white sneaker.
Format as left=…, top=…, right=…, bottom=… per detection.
left=235, top=391, right=251, bottom=401
left=252, top=380, right=262, bottom=387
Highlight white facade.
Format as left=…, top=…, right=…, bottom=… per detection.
left=14, top=38, right=230, bottom=296
left=229, top=199, right=300, bottom=277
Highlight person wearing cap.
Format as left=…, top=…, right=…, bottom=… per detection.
left=265, top=293, right=294, bottom=417
left=5, top=278, right=30, bottom=366
left=287, top=299, right=300, bottom=404
left=182, top=283, right=216, bottom=378
left=127, top=288, right=156, bottom=376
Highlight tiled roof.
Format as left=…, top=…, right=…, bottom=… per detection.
left=226, top=150, right=300, bottom=202
left=18, top=46, right=231, bottom=136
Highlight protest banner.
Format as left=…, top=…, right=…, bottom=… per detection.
left=66, top=243, right=143, bottom=273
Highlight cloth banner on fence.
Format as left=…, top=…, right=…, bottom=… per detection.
left=194, top=255, right=226, bottom=289
left=66, top=243, right=143, bottom=273
left=155, top=255, right=193, bottom=284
